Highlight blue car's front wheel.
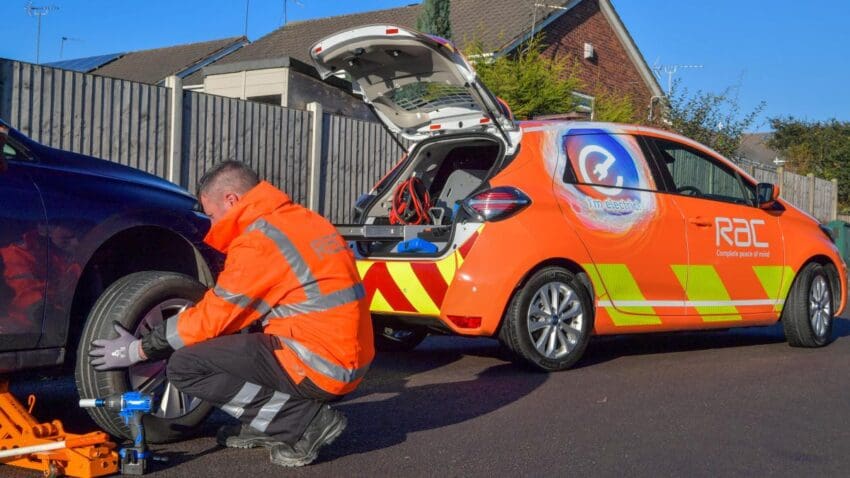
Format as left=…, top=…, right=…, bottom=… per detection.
left=75, top=271, right=213, bottom=443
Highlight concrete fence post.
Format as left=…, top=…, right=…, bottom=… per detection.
left=164, top=75, right=183, bottom=186
left=306, top=102, right=323, bottom=212
left=832, top=178, right=839, bottom=220
left=807, top=173, right=816, bottom=215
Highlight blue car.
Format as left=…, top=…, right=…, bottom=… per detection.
left=0, top=119, right=220, bottom=442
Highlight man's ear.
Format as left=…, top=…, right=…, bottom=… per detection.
left=223, top=192, right=240, bottom=207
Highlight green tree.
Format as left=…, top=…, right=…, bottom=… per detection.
left=768, top=117, right=850, bottom=211
left=650, top=83, right=765, bottom=159
left=593, top=89, right=637, bottom=123
left=467, top=37, right=581, bottom=120
left=416, top=0, right=452, bottom=40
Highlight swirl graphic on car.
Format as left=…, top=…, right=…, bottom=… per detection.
left=541, top=127, right=659, bottom=234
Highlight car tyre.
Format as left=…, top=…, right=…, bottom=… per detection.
left=75, top=271, right=213, bottom=443
left=373, top=320, right=428, bottom=352
left=500, top=267, right=593, bottom=371
left=783, top=262, right=834, bottom=348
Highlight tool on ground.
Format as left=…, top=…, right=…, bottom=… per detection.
left=79, top=392, right=153, bottom=476
left=0, top=378, right=118, bottom=478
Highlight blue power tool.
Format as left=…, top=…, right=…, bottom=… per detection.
left=80, top=391, right=153, bottom=475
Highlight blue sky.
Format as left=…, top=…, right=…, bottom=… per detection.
left=1, top=0, right=847, bottom=131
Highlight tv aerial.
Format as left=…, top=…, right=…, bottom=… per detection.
left=26, top=1, right=60, bottom=64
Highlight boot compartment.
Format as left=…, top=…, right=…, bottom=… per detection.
left=337, top=135, right=506, bottom=257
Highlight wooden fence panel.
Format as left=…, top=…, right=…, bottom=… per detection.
left=782, top=171, right=811, bottom=213
left=0, top=59, right=169, bottom=177
left=180, top=90, right=311, bottom=202
left=813, top=177, right=834, bottom=222
left=752, top=166, right=778, bottom=185
left=319, top=113, right=405, bottom=223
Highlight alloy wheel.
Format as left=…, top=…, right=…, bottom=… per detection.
left=809, top=275, right=832, bottom=339
left=527, top=281, right=584, bottom=359
left=128, top=299, right=204, bottom=419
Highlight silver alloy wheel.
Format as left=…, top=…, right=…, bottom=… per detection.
left=527, top=281, right=584, bottom=359
left=128, top=298, right=204, bottom=419
left=809, top=275, right=832, bottom=339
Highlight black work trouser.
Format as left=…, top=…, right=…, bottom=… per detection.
left=166, top=333, right=336, bottom=445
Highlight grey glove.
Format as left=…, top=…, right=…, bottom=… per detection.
left=90, top=323, right=145, bottom=371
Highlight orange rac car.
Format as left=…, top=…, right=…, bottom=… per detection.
left=310, top=25, right=847, bottom=371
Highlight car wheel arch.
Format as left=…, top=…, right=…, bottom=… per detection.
left=494, top=257, right=594, bottom=337
left=64, top=225, right=215, bottom=359
left=797, top=255, right=842, bottom=311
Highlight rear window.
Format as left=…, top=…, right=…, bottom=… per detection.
left=389, top=82, right=476, bottom=113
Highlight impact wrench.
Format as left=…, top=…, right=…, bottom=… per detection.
left=79, top=391, right=154, bottom=475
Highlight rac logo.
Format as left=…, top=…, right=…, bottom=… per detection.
left=716, top=217, right=769, bottom=248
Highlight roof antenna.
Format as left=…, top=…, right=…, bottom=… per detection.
left=653, top=64, right=704, bottom=95
left=244, top=0, right=250, bottom=37
left=26, top=1, right=59, bottom=64
left=59, top=36, right=82, bottom=59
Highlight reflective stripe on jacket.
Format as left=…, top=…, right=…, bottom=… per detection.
left=151, top=181, right=374, bottom=395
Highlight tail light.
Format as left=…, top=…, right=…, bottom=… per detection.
left=462, top=187, right=531, bottom=222
left=447, top=315, right=482, bottom=329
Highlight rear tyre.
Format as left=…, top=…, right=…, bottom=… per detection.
left=499, top=267, right=593, bottom=371
left=75, top=271, right=213, bottom=443
left=783, top=262, right=834, bottom=348
left=373, top=320, right=428, bottom=352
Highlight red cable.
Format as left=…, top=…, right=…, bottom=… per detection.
left=390, top=177, right=431, bottom=225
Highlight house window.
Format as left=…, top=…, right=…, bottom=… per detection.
left=572, top=92, right=595, bottom=119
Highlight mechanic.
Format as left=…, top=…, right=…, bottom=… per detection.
left=89, top=160, right=374, bottom=467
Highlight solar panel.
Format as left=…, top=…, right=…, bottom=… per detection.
left=45, top=52, right=125, bottom=72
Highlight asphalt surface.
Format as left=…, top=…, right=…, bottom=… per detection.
left=6, top=316, right=850, bottom=477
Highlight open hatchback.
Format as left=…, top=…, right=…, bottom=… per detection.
left=309, top=25, right=846, bottom=374
left=311, top=24, right=523, bottom=257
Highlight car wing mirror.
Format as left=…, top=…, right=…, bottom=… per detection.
left=757, top=182, right=780, bottom=209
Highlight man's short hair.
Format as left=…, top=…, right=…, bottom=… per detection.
left=197, top=160, right=260, bottom=197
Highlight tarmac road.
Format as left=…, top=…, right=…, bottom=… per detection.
left=6, top=317, right=850, bottom=477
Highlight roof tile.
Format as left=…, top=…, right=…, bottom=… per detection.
left=91, top=36, right=246, bottom=84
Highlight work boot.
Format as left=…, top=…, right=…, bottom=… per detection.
left=269, top=405, right=347, bottom=467
left=216, top=423, right=286, bottom=449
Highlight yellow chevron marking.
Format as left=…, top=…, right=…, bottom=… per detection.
left=370, top=289, right=393, bottom=313
left=584, top=264, right=661, bottom=326
left=753, top=265, right=795, bottom=313
left=671, top=265, right=741, bottom=322
left=436, top=255, right=456, bottom=285
left=356, top=260, right=373, bottom=281
left=386, top=261, right=440, bottom=316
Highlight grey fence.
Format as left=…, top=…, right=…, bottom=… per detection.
left=320, top=113, right=404, bottom=223
left=0, top=58, right=837, bottom=223
left=181, top=91, right=313, bottom=204
left=0, top=60, right=171, bottom=177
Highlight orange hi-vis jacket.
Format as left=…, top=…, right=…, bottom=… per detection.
left=143, top=181, right=374, bottom=395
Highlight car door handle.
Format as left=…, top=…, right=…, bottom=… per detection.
left=689, top=217, right=713, bottom=227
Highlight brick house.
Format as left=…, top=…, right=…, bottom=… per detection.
left=195, top=0, right=662, bottom=121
